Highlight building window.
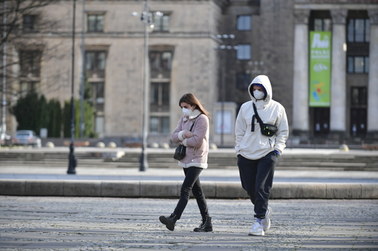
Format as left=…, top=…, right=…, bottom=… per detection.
left=350, top=87, right=367, bottom=137
left=149, top=47, right=173, bottom=134
left=347, top=56, right=369, bottom=73
left=150, top=116, right=170, bottom=134
left=19, top=50, right=42, bottom=77
left=236, top=72, right=251, bottom=90
left=89, top=81, right=105, bottom=137
left=347, top=18, right=370, bottom=42
left=150, top=81, right=170, bottom=113
left=153, top=13, right=170, bottom=32
left=150, top=51, right=172, bottom=78
left=85, top=51, right=106, bottom=78
left=87, top=13, right=104, bottom=32
left=351, top=86, right=367, bottom=106
left=85, top=50, right=106, bottom=136
left=237, top=15, right=251, bottom=31
left=88, top=82, right=105, bottom=112
left=313, top=18, right=331, bottom=31
left=309, top=11, right=331, bottom=31
left=236, top=44, right=251, bottom=60
left=150, top=79, right=170, bottom=135
left=22, top=15, right=37, bottom=32
left=86, top=81, right=105, bottom=137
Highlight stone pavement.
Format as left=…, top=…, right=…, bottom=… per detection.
left=0, top=196, right=377, bottom=250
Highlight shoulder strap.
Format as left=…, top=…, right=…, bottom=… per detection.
left=189, top=116, right=198, bottom=131
left=189, top=121, right=195, bottom=131
left=253, top=103, right=264, bottom=124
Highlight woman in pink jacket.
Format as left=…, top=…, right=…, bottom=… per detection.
left=159, top=93, right=212, bottom=232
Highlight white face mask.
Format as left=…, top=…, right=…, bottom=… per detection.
left=182, top=107, right=192, bottom=117
left=253, top=90, right=265, bottom=100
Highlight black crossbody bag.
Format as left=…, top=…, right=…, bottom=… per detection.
left=173, top=120, right=196, bottom=160
left=252, top=103, right=278, bottom=137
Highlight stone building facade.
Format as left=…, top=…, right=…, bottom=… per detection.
left=291, top=0, right=378, bottom=145
left=1, top=0, right=378, bottom=147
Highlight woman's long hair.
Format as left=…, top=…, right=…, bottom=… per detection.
left=179, top=93, right=210, bottom=117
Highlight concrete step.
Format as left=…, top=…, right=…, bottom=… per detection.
left=0, top=149, right=377, bottom=171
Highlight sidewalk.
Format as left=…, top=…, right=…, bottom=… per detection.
left=1, top=197, right=377, bottom=250
left=1, top=165, right=377, bottom=199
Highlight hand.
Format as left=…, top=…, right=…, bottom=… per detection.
left=183, top=130, right=193, bottom=138
left=272, top=150, right=280, bottom=156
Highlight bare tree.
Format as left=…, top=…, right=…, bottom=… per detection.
left=1, top=0, right=63, bottom=95
left=0, top=1, right=60, bottom=44
left=1, top=0, right=59, bottom=136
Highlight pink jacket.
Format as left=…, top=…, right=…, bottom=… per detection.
left=171, top=113, right=209, bottom=169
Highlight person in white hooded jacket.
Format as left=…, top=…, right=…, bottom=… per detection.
left=235, top=74, right=289, bottom=236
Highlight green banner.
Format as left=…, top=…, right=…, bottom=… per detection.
left=309, top=31, right=331, bottom=107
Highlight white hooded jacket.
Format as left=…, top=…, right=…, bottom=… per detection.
left=235, top=75, right=289, bottom=160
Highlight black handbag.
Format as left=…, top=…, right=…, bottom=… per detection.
left=173, top=144, right=186, bottom=160
left=252, top=103, right=278, bottom=137
left=173, top=121, right=196, bottom=160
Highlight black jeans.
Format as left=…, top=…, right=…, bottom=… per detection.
left=173, top=166, right=209, bottom=220
left=237, top=151, right=278, bottom=219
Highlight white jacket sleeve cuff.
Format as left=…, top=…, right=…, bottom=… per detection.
left=182, top=139, right=188, bottom=146
left=178, top=131, right=185, bottom=141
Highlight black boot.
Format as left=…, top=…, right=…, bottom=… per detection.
left=193, top=216, right=213, bottom=232
left=159, top=214, right=178, bottom=231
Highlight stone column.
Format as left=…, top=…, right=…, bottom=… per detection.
left=367, top=10, right=378, bottom=138
left=292, top=9, right=310, bottom=138
left=330, top=9, right=347, bottom=138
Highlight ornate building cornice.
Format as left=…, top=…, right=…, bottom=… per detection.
left=368, top=9, right=378, bottom=25
left=294, top=9, right=310, bottom=25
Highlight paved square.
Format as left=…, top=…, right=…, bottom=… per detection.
left=0, top=197, right=377, bottom=250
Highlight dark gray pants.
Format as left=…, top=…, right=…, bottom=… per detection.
left=173, top=166, right=209, bottom=220
left=237, top=151, right=278, bottom=218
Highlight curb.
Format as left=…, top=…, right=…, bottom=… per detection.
left=1, top=180, right=377, bottom=199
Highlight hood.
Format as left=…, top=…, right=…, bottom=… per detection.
left=248, top=75, right=273, bottom=103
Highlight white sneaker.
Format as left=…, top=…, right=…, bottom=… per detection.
left=249, top=218, right=264, bottom=236
left=261, top=207, right=272, bottom=232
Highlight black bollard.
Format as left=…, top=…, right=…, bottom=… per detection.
left=67, top=143, right=77, bottom=174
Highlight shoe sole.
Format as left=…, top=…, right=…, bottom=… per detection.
left=193, top=228, right=213, bottom=232
left=248, top=231, right=265, bottom=236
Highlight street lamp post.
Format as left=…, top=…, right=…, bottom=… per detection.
left=140, top=0, right=150, bottom=172
left=67, top=0, right=77, bottom=174
left=133, top=0, right=162, bottom=172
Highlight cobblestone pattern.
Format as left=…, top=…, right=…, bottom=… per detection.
left=0, top=196, right=377, bottom=250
